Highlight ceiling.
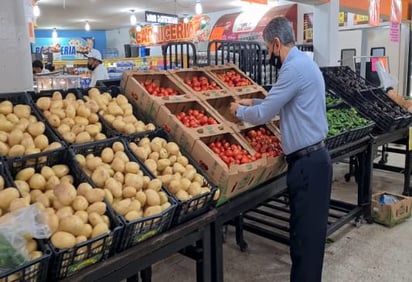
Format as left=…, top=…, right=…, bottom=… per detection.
left=34, top=0, right=258, bottom=30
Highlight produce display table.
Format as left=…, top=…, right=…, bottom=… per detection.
left=63, top=210, right=216, bottom=282
left=371, top=128, right=412, bottom=196
left=210, top=135, right=373, bottom=282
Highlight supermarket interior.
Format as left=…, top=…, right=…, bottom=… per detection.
left=1, top=0, right=412, bottom=281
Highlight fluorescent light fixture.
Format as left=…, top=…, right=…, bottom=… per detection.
left=195, top=1, right=202, bottom=15
left=52, top=28, right=58, bottom=38
left=130, top=10, right=137, bottom=25
left=33, top=5, right=40, bottom=17
left=85, top=21, right=90, bottom=31
left=136, top=25, right=142, bottom=32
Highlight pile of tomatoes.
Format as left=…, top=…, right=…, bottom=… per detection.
left=141, top=80, right=179, bottom=97
left=176, top=109, right=218, bottom=128
left=242, top=127, right=283, bottom=157
left=208, top=140, right=257, bottom=166
left=215, top=70, right=252, bottom=87
left=184, top=75, right=221, bottom=92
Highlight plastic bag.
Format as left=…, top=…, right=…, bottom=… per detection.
left=375, top=59, right=398, bottom=90
left=379, top=194, right=399, bottom=205
left=0, top=204, right=51, bottom=273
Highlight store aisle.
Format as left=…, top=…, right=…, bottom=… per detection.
left=151, top=160, right=412, bottom=282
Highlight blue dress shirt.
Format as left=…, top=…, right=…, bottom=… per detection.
left=236, top=47, right=328, bottom=155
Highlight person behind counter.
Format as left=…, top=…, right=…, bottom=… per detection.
left=32, top=60, right=50, bottom=75
left=86, top=49, right=109, bottom=87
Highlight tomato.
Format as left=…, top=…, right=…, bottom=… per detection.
left=242, top=126, right=283, bottom=157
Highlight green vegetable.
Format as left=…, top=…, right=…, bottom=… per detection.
left=325, top=95, right=342, bottom=107
left=326, top=108, right=371, bottom=137
left=0, top=233, right=27, bottom=271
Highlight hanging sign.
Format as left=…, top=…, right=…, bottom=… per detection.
left=369, top=0, right=381, bottom=26
left=241, top=0, right=268, bottom=4
left=390, top=0, right=402, bottom=24
left=145, top=11, right=178, bottom=24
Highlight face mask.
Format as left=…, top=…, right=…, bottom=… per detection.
left=87, top=63, right=96, bottom=71
left=269, top=52, right=282, bottom=69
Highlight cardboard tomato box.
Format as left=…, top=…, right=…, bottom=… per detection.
left=155, top=99, right=231, bottom=153
left=371, top=192, right=412, bottom=227
left=124, top=71, right=193, bottom=121
left=190, top=132, right=267, bottom=206
left=169, top=68, right=231, bottom=100
left=206, top=64, right=265, bottom=95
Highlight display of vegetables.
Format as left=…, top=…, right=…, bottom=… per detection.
left=36, top=91, right=107, bottom=144
left=0, top=101, right=62, bottom=157
left=242, top=127, right=283, bottom=158
left=75, top=141, right=171, bottom=221
left=325, top=95, right=342, bottom=107
left=140, top=80, right=179, bottom=97
left=214, top=70, right=252, bottom=87
left=183, top=76, right=221, bottom=92
left=208, top=140, right=257, bottom=166
left=129, top=137, right=216, bottom=201
left=176, top=109, right=218, bottom=128
left=327, top=108, right=371, bottom=137
left=86, top=88, right=156, bottom=134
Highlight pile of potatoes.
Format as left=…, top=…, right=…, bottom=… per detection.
left=35, top=91, right=107, bottom=144
left=0, top=176, right=44, bottom=267
left=75, top=141, right=171, bottom=222
left=9, top=164, right=110, bottom=250
left=0, top=100, right=62, bottom=157
left=129, top=137, right=219, bottom=202
left=85, top=88, right=156, bottom=135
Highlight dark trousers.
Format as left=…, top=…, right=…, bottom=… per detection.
left=286, top=147, right=332, bottom=282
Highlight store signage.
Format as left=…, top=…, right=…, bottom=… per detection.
left=32, top=37, right=95, bottom=60
left=241, top=0, right=268, bottom=4
left=145, top=11, right=178, bottom=24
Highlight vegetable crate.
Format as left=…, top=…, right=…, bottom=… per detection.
left=190, top=132, right=267, bottom=206
left=156, top=99, right=231, bottom=153
left=123, top=71, right=194, bottom=121
left=206, top=64, right=265, bottom=95
left=125, top=129, right=219, bottom=226
left=80, top=86, right=156, bottom=140
left=0, top=92, right=65, bottom=162
left=169, top=68, right=230, bottom=100
left=325, top=131, right=349, bottom=150
left=6, top=149, right=123, bottom=280
left=30, top=89, right=118, bottom=146
left=70, top=137, right=177, bottom=252
left=0, top=240, right=51, bottom=282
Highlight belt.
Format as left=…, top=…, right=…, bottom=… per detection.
left=286, top=140, right=325, bottom=163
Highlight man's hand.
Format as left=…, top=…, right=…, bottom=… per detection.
left=237, top=98, right=253, bottom=106
left=230, top=102, right=240, bottom=117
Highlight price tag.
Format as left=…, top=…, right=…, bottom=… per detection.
left=409, top=127, right=412, bottom=150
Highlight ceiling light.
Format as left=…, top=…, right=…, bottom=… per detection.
left=52, top=28, right=58, bottom=39
left=136, top=25, right=142, bottom=32
left=195, top=1, right=202, bottom=15
left=33, top=5, right=40, bottom=17
left=130, top=10, right=137, bottom=25
left=183, top=17, right=189, bottom=24
left=85, top=21, right=90, bottom=31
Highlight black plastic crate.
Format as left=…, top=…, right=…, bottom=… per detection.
left=346, top=122, right=375, bottom=143
left=30, top=89, right=117, bottom=146
left=320, top=66, right=375, bottom=94
left=80, top=87, right=156, bottom=139
left=6, top=149, right=123, bottom=280
left=124, top=129, right=218, bottom=226
left=69, top=137, right=177, bottom=251
left=325, top=131, right=349, bottom=150
left=0, top=240, right=51, bottom=282
left=30, top=88, right=83, bottom=100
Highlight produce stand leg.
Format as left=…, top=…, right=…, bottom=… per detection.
left=140, top=267, right=152, bottom=282
left=211, top=219, right=224, bottom=282
left=358, top=143, right=373, bottom=222
left=234, top=214, right=248, bottom=252
left=126, top=274, right=139, bottom=282
left=404, top=140, right=412, bottom=196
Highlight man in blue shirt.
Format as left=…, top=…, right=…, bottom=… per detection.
left=230, top=17, right=332, bottom=282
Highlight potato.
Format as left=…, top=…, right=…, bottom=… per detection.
left=91, top=222, right=109, bottom=238
left=77, top=104, right=91, bottom=118
left=34, top=135, right=49, bottom=150
left=112, top=171, right=124, bottom=184
left=54, top=183, right=77, bottom=205
left=88, top=113, right=99, bottom=124
left=165, top=142, right=180, bottom=155
left=36, top=97, right=51, bottom=110
left=44, top=141, right=62, bottom=152
left=51, top=231, right=76, bottom=249
left=35, top=193, right=50, bottom=208
left=176, top=190, right=190, bottom=201
left=8, top=144, right=25, bottom=157
left=76, top=154, right=87, bottom=167
left=188, top=182, right=202, bottom=196
left=59, top=215, right=84, bottom=236
left=8, top=129, right=23, bottom=147
left=104, top=189, right=113, bottom=204
left=87, top=202, right=106, bottom=215
left=91, top=167, right=110, bottom=187
left=125, top=162, right=140, bottom=174
left=47, top=212, right=59, bottom=234
left=179, top=178, right=191, bottom=192
left=13, top=104, right=31, bottom=119
left=0, top=101, right=13, bottom=115
left=135, top=190, right=146, bottom=207
left=56, top=206, right=74, bottom=220
left=161, top=202, right=171, bottom=211
left=144, top=205, right=162, bottom=217
left=24, top=147, right=41, bottom=155
left=112, top=119, right=126, bottom=132
left=0, top=176, right=3, bottom=191
left=16, top=167, right=35, bottom=181
left=112, top=141, right=124, bottom=152
left=27, top=122, right=46, bottom=137
left=121, top=186, right=136, bottom=198
left=158, top=148, right=169, bottom=159
left=0, top=141, right=9, bottom=155
left=173, top=163, right=186, bottom=174
left=158, top=191, right=168, bottom=205
left=9, top=197, right=30, bottom=212
left=113, top=198, right=131, bottom=216
left=176, top=156, right=189, bottom=167
left=60, top=175, right=74, bottom=184
left=72, top=195, right=89, bottom=211
left=111, top=157, right=125, bottom=173
left=75, top=210, right=89, bottom=224
left=144, top=159, right=157, bottom=174
left=85, top=188, right=105, bottom=203
left=158, top=174, right=172, bottom=186
left=150, top=142, right=162, bottom=153
left=75, top=235, right=88, bottom=245
left=125, top=210, right=142, bottom=221
left=75, top=132, right=92, bottom=144
left=0, top=188, right=20, bottom=210
left=26, top=239, right=38, bottom=254
left=29, top=173, right=46, bottom=190
left=45, top=175, right=60, bottom=190
left=128, top=199, right=141, bottom=212
left=88, top=212, right=104, bottom=227
left=168, top=179, right=180, bottom=195
left=101, top=148, right=114, bottom=164
left=104, top=178, right=122, bottom=198
left=193, top=173, right=204, bottom=184
left=52, top=164, right=69, bottom=178
left=86, top=157, right=102, bottom=171
left=131, top=146, right=148, bottom=160
left=80, top=224, right=93, bottom=238
left=157, top=159, right=171, bottom=172
left=148, top=151, right=159, bottom=161
left=147, top=179, right=162, bottom=192
left=74, top=116, right=89, bottom=126
left=145, top=189, right=161, bottom=206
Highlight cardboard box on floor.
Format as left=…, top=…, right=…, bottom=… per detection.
left=371, top=192, right=412, bottom=227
